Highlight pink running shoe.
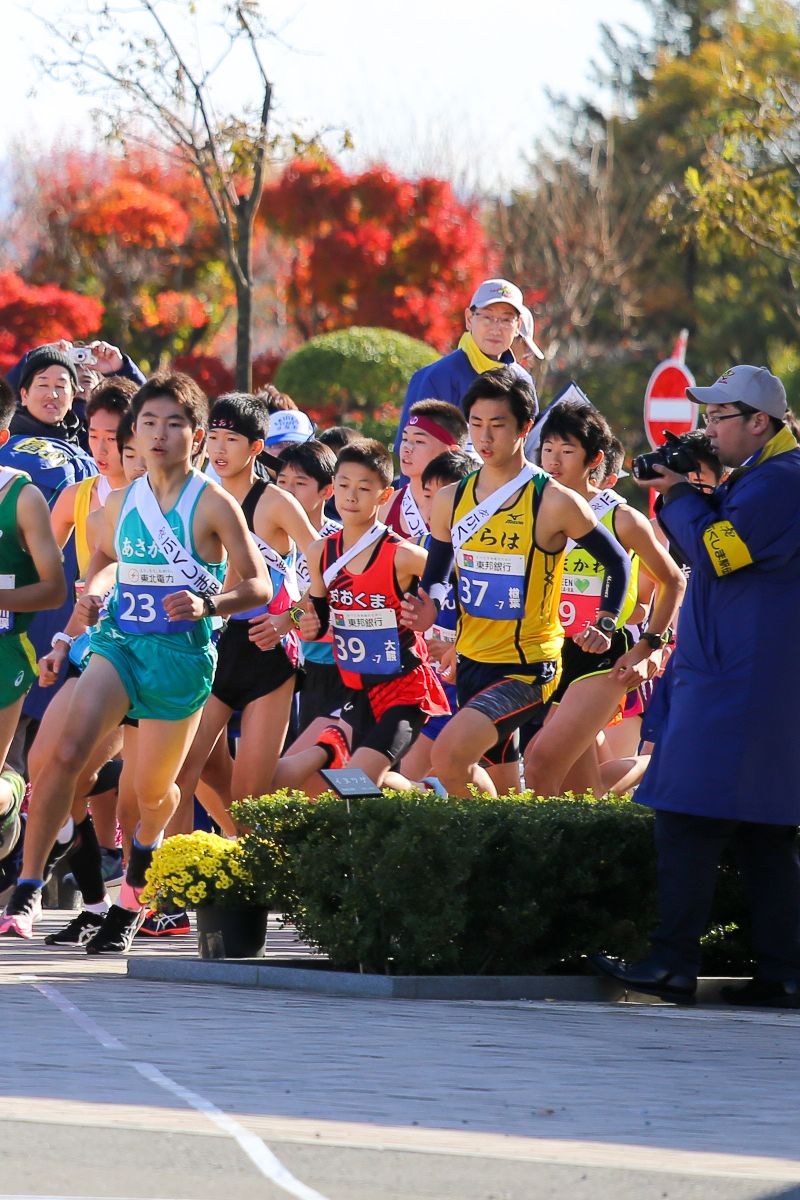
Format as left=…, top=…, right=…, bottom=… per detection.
left=0, top=882, right=42, bottom=938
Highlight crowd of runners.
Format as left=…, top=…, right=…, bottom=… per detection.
left=0, top=274, right=797, bottom=1005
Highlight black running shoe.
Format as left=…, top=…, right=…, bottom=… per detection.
left=44, top=910, right=105, bottom=947
left=85, top=904, right=145, bottom=955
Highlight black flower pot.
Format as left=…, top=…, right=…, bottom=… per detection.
left=196, top=905, right=268, bottom=959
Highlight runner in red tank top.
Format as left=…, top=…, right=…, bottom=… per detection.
left=380, top=400, right=468, bottom=540
left=271, top=440, right=449, bottom=793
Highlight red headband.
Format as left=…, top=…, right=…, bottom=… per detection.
left=406, top=414, right=456, bottom=447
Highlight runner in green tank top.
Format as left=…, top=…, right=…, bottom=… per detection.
left=0, top=372, right=270, bottom=949
left=0, top=380, right=66, bottom=878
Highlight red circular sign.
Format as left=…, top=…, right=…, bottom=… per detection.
left=644, top=359, right=697, bottom=450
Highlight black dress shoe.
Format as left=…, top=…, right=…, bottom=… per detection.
left=589, top=953, right=697, bottom=1003
left=720, top=978, right=800, bottom=1009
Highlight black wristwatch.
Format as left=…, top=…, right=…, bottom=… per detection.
left=202, top=594, right=218, bottom=618
left=641, top=629, right=672, bottom=650
left=594, top=615, right=616, bottom=635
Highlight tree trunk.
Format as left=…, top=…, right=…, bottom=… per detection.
left=234, top=212, right=253, bottom=392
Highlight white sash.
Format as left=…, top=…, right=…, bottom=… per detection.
left=296, top=518, right=342, bottom=593
left=0, top=468, right=21, bottom=491
left=252, top=534, right=300, bottom=602
left=400, top=486, right=428, bottom=539
left=564, top=488, right=624, bottom=555
left=323, top=522, right=386, bottom=589
left=96, top=475, right=112, bottom=506
left=134, top=473, right=222, bottom=598
left=451, top=464, right=534, bottom=555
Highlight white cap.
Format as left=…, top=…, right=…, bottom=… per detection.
left=265, top=409, right=315, bottom=446
left=517, top=305, right=545, bottom=361
left=469, top=278, right=525, bottom=316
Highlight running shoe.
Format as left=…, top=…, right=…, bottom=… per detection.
left=85, top=903, right=145, bottom=955
left=316, top=724, right=351, bottom=770
left=44, top=910, right=105, bottom=947
left=136, top=909, right=191, bottom=937
left=0, top=882, right=43, bottom=938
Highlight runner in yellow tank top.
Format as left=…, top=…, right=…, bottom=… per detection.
left=526, top=400, right=686, bottom=799
left=401, top=367, right=634, bottom=798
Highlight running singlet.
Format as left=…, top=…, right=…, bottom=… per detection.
left=230, top=480, right=299, bottom=623
left=323, top=527, right=425, bottom=690
left=452, top=467, right=564, bottom=665
left=0, top=472, right=38, bottom=635
left=384, top=484, right=428, bottom=541
left=559, top=489, right=639, bottom=637
left=109, top=470, right=225, bottom=644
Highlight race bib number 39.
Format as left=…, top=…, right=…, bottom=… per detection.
left=332, top=608, right=401, bottom=675
left=456, top=550, right=525, bottom=621
left=116, top=564, right=193, bottom=634
left=0, top=574, right=15, bottom=634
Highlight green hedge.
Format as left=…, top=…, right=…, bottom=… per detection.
left=273, top=326, right=437, bottom=440
left=233, top=790, right=750, bottom=976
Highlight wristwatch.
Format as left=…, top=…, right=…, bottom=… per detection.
left=594, top=615, right=616, bottom=636
left=641, top=628, right=674, bottom=650
left=202, top=595, right=218, bottom=618
left=288, top=605, right=305, bottom=628
left=51, top=631, right=74, bottom=649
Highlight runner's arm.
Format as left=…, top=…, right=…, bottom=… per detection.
left=3, top=484, right=66, bottom=612
left=400, top=483, right=456, bottom=630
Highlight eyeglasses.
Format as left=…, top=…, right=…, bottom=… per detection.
left=702, top=411, right=752, bottom=428
left=471, top=309, right=519, bottom=330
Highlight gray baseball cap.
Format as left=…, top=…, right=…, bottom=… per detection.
left=469, top=278, right=525, bottom=316
left=687, top=365, right=787, bottom=420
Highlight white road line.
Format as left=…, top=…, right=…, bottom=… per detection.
left=133, top=1062, right=329, bottom=1200
left=24, top=977, right=331, bottom=1200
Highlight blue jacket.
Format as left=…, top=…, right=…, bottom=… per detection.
left=394, top=348, right=534, bottom=453
left=636, top=429, right=800, bottom=824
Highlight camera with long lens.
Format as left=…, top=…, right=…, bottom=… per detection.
left=632, top=431, right=700, bottom=481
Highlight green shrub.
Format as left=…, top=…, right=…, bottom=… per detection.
left=233, top=790, right=748, bottom=975
left=273, top=327, right=437, bottom=443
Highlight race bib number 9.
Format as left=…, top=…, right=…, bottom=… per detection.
left=116, top=564, right=193, bottom=634
left=456, top=550, right=525, bottom=621
left=0, top=574, right=15, bottom=634
left=332, top=608, right=401, bottom=676
left=559, top=573, right=602, bottom=636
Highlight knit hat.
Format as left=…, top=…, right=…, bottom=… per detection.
left=19, top=347, right=79, bottom=394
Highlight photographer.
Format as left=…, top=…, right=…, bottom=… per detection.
left=593, top=365, right=800, bottom=1008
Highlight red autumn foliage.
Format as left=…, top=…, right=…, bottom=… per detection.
left=172, top=353, right=235, bottom=399
left=260, top=159, right=495, bottom=351
left=0, top=270, right=103, bottom=376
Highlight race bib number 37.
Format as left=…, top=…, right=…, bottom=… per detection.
left=332, top=608, right=401, bottom=675
left=116, top=564, right=193, bottom=634
left=456, top=550, right=525, bottom=620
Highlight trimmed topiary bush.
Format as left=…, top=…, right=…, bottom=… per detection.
left=273, top=327, right=438, bottom=443
left=233, top=790, right=751, bottom=976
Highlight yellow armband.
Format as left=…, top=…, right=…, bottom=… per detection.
left=702, top=521, right=753, bottom=576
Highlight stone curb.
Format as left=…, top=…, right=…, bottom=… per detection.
left=127, top=956, right=747, bottom=1003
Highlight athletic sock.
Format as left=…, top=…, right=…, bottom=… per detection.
left=67, top=815, right=106, bottom=906
left=85, top=897, right=110, bottom=915
left=56, top=818, right=75, bottom=845
left=18, top=878, right=44, bottom=889
left=132, top=829, right=164, bottom=852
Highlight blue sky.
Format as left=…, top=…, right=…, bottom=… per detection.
left=3, top=0, right=652, bottom=189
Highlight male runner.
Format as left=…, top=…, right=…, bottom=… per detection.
left=381, top=400, right=468, bottom=540
left=401, top=367, right=632, bottom=798
left=0, top=372, right=270, bottom=949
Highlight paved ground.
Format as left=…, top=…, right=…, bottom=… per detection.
left=2, top=911, right=800, bottom=1200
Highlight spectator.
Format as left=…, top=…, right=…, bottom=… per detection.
left=592, top=365, right=800, bottom=1008
left=394, top=278, right=537, bottom=455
